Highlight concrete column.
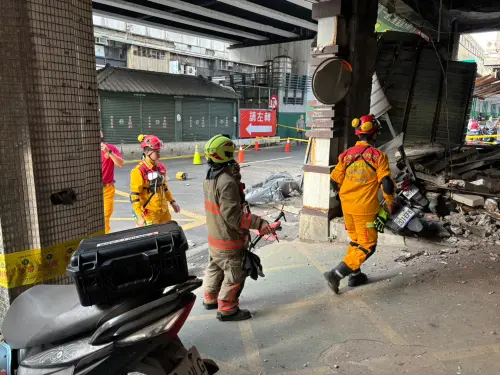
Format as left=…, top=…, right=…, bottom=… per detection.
left=299, top=0, right=378, bottom=241
left=0, top=0, right=102, bottom=320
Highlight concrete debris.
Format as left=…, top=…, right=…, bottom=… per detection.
left=395, top=251, right=425, bottom=263
left=379, top=143, right=500, bottom=243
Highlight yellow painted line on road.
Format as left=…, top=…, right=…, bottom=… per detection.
left=238, top=320, right=265, bottom=374
left=434, top=343, right=500, bottom=362
left=111, top=218, right=192, bottom=222
left=114, top=189, right=206, bottom=231
left=293, top=245, right=409, bottom=346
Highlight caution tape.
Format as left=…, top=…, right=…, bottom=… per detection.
left=277, top=124, right=307, bottom=133
left=0, top=231, right=104, bottom=289
left=466, top=135, right=500, bottom=139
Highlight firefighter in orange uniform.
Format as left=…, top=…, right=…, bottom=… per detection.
left=324, top=115, right=397, bottom=294
left=130, top=135, right=180, bottom=227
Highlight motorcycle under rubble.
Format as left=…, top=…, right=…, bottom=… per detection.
left=0, top=222, right=219, bottom=375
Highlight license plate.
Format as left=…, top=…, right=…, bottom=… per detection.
left=402, top=185, right=419, bottom=200
left=393, top=206, right=416, bottom=228
left=168, top=347, right=209, bottom=375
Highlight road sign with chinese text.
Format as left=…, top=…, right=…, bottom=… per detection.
left=239, top=109, right=277, bottom=138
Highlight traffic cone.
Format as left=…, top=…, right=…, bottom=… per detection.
left=193, top=144, right=202, bottom=165
left=238, top=145, right=245, bottom=163
left=254, top=140, right=260, bottom=151
left=284, top=138, right=291, bottom=153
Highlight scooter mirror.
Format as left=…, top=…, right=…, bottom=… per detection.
left=312, top=58, right=353, bottom=105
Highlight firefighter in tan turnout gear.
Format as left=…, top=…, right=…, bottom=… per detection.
left=203, top=134, right=274, bottom=322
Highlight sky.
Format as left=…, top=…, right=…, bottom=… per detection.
left=471, top=31, right=498, bottom=49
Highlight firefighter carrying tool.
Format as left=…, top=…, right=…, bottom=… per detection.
left=130, top=134, right=181, bottom=227
left=202, top=134, right=275, bottom=322
left=324, top=115, right=397, bottom=294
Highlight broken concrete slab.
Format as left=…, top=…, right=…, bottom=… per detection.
left=449, top=179, right=490, bottom=194
left=451, top=193, right=485, bottom=207
left=484, top=169, right=500, bottom=179
left=455, top=160, right=492, bottom=175
left=462, top=170, right=484, bottom=181
left=471, top=178, right=500, bottom=193
left=415, top=172, right=446, bottom=186
left=451, top=147, right=478, bottom=162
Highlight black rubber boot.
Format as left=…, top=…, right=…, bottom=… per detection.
left=203, top=302, right=218, bottom=310
left=217, top=309, right=252, bottom=322
left=348, top=271, right=368, bottom=287
left=323, top=271, right=342, bottom=294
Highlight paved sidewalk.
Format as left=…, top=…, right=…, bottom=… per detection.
left=180, top=239, right=500, bottom=375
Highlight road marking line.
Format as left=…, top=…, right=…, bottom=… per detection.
left=114, top=190, right=130, bottom=198
left=114, top=189, right=207, bottom=231
left=242, top=156, right=293, bottom=165
left=434, top=343, right=500, bottom=362
left=265, top=263, right=310, bottom=272
left=294, top=245, right=408, bottom=346
left=238, top=320, right=265, bottom=374
left=111, top=218, right=192, bottom=222
left=350, top=298, right=408, bottom=346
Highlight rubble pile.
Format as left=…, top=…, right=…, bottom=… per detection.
left=388, top=143, right=500, bottom=242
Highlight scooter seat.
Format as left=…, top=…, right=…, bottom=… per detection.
left=2, top=285, right=160, bottom=349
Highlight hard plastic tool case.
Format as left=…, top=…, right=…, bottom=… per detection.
left=67, top=222, right=190, bottom=306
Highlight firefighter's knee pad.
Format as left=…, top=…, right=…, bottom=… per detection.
left=365, top=245, right=377, bottom=260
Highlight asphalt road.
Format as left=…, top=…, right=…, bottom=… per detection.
left=110, top=145, right=307, bottom=248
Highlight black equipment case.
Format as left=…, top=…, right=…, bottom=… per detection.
left=67, top=222, right=190, bottom=306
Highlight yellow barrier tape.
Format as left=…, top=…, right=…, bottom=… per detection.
left=466, top=134, right=500, bottom=139
left=0, top=231, right=104, bottom=289
left=277, top=124, right=307, bottom=133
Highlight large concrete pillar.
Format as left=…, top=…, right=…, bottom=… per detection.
left=0, top=0, right=102, bottom=319
left=300, top=0, right=379, bottom=241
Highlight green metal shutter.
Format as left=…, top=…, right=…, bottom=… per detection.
left=209, top=101, right=236, bottom=138
left=100, top=93, right=142, bottom=145
left=182, top=99, right=210, bottom=141
left=141, top=96, right=176, bottom=143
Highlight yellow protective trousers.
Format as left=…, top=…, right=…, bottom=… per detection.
left=203, top=249, right=247, bottom=315
left=343, top=213, right=378, bottom=271
left=103, top=185, right=116, bottom=234
left=142, top=209, right=172, bottom=226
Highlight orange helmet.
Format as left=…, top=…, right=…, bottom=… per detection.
left=138, top=134, right=163, bottom=150
left=352, top=114, right=378, bottom=135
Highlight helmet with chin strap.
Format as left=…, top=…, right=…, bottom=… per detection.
left=138, top=134, right=163, bottom=151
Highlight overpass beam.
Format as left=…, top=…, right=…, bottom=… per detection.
left=300, top=0, right=379, bottom=241
left=0, top=0, right=102, bottom=320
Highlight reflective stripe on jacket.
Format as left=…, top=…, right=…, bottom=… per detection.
left=330, top=141, right=394, bottom=215
left=204, top=166, right=263, bottom=252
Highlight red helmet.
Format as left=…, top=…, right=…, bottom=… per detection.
left=138, top=134, right=163, bottom=150
left=352, top=114, right=378, bottom=135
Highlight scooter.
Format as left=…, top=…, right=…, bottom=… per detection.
left=0, top=277, right=218, bottom=375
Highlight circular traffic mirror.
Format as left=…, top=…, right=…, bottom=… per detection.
left=312, top=58, right=352, bottom=105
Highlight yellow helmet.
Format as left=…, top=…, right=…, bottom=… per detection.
left=204, top=135, right=236, bottom=164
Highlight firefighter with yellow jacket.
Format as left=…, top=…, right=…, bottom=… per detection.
left=130, top=134, right=180, bottom=227
left=203, top=134, right=274, bottom=322
left=324, top=115, right=396, bottom=294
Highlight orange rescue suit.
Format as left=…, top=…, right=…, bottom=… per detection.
left=330, top=141, right=394, bottom=272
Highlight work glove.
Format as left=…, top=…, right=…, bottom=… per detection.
left=374, top=208, right=389, bottom=233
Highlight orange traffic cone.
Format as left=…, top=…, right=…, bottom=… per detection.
left=284, top=138, right=291, bottom=152
left=255, top=140, right=260, bottom=151
left=238, top=145, right=245, bottom=163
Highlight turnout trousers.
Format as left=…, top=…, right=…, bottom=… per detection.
left=203, top=249, right=247, bottom=315
left=103, top=185, right=115, bottom=234
left=343, top=213, right=378, bottom=272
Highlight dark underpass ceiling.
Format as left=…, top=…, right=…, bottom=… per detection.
left=92, top=0, right=318, bottom=47
left=92, top=0, right=500, bottom=49
left=381, top=0, right=500, bottom=38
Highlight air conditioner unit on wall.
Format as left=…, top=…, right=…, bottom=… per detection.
left=186, top=66, right=197, bottom=76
